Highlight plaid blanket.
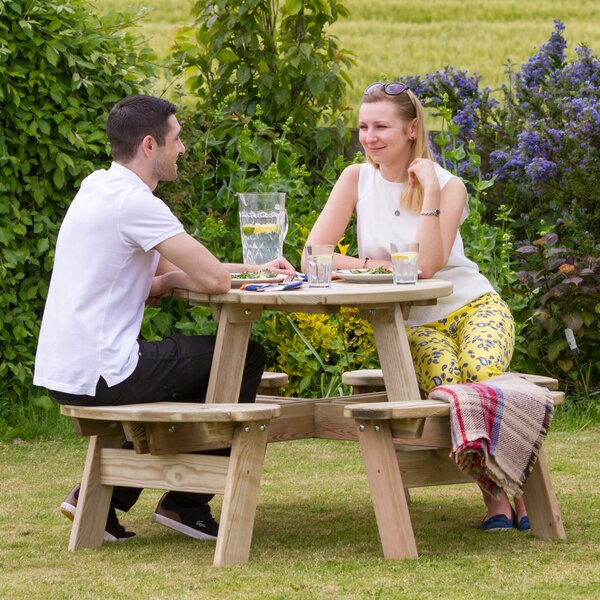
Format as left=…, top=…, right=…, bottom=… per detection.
left=428, top=374, right=554, bottom=497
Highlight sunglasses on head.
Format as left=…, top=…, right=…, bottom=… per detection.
left=364, top=82, right=410, bottom=96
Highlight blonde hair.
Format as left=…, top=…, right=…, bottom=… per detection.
left=361, top=87, right=433, bottom=212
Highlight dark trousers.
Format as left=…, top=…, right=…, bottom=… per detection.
left=52, top=334, right=266, bottom=511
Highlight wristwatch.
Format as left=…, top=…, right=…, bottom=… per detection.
left=420, top=208, right=441, bottom=217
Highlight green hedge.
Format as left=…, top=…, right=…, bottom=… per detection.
left=0, top=0, right=155, bottom=421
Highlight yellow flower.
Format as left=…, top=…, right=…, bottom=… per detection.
left=337, top=237, right=350, bottom=255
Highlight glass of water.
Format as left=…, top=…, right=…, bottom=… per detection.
left=390, top=242, right=419, bottom=284
left=305, top=244, right=334, bottom=288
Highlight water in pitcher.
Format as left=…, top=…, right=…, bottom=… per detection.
left=238, top=193, right=287, bottom=265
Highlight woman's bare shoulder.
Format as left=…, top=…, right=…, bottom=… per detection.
left=343, top=162, right=362, bottom=176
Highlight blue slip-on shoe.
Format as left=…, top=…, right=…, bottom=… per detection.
left=480, top=512, right=514, bottom=532
left=515, top=515, right=531, bottom=532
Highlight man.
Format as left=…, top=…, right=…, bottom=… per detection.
left=34, top=95, right=294, bottom=542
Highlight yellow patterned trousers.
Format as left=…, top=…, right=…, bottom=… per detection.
left=406, top=293, right=515, bottom=395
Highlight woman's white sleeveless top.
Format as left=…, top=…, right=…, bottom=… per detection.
left=356, top=162, right=495, bottom=326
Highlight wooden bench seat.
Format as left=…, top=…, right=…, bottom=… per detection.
left=344, top=390, right=566, bottom=559
left=61, top=402, right=280, bottom=567
left=342, top=369, right=560, bottom=393
left=257, top=371, right=288, bottom=395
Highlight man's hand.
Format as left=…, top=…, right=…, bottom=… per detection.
left=146, top=274, right=173, bottom=306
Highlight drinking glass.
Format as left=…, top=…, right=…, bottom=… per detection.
left=305, top=244, right=334, bottom=288
left=238, top=193, right=287, bottom=265
left=390, top=242, right=419, bottom=284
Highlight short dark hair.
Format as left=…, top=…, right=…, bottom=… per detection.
left=107, top=95, right=177, bottom=162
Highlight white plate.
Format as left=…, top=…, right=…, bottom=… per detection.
left=230, top=273, right=285, bottom=288
left=334, top=269, right=393, bottom=283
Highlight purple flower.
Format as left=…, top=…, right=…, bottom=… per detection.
left=398, top=20, right=599, bottom=248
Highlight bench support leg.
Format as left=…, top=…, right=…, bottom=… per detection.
left=68, top=433, right=122, bottom=551
left=522, top=448, right=566, bottom=541
left=356, top=419, right=418, bottom=559
left=214, top=419, right=270, bottom=566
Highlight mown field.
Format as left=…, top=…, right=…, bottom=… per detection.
left=94, top=0, right=600, bottom=111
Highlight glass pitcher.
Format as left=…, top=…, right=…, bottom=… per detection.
left=237, top=192, right=288, bottom=265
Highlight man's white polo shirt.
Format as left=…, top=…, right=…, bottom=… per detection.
left=34, top=162, right=185, bottom=396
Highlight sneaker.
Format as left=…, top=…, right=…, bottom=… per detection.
left=60, top=484, right=136, bottom=542
left=152, top=493, right=219, bottom=541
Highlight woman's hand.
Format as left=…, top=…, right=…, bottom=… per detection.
left=407, top=158, right=440, bottom=192
left=257, top=256, right=296, bottom=276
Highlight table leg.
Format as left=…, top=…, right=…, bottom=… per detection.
left=205, top=304, right=262, bottom=404
left=364, top=304, right=420, bottom=403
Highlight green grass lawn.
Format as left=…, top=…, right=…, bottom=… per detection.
left=1, top=429, right=599, bottom=598
left=94, top=0, right=600, bottom=113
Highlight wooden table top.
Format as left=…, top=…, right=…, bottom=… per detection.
left=176, top=279, right=453, bottom=309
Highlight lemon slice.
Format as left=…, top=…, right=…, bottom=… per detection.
left=391, top=252, right=418, bottom=260
left=241, top=225, right=255, bottom=235
left=254, top=224, right=280, bottom=234
left=314, top=254, right=332, bottom=266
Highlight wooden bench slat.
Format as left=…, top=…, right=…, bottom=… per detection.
left=100, top=449, right=229, bottom=493
left=345, top=391, right=564, bottom=421
left=146, top=421, right=235, bottom=454
left=345, top=399, right=450, bottom=420
left=60, top=402, right=281, bottom=423
left=258, top=371, right=289, bottom=393
left=342, top=369, right=560, bottom=391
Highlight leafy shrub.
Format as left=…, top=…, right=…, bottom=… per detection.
left=510, top=233, right=599, bottom=396
left=403, top=21, right=599, bottom=251
left=148, top=0, right=365, bottom=391
left=489, top=20, right=599, bottom=251
left=0, top=0, right=155, bottom=426
left=395, top=21, right=598, bottom=391
left=172, top=0, right=353, bottom=167
left=160, top=0, right=356, bottom=261
left=402, top=66, right=501, bottom=182
left=253, top=308, right=378, bottom=397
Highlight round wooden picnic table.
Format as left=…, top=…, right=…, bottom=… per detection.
left=175, top=279, right=453, bottom=405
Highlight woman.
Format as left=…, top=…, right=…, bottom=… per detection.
left=303, top=82, right=525, bottom=532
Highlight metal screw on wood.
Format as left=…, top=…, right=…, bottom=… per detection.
left=359, top=424, right=365, bottom=432
left=374, top=425, right=380, bottom=432
left=259, top=424, right=267, bottom=432
left=244, top=425, right=251, bottom=433
left=244, top=309, right=252, bottom=316
left=168, top=425, right=175, bottom=433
